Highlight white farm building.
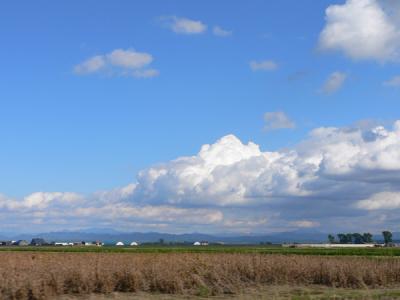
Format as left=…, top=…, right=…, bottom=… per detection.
left=193, top=241, right=209, bottom=246
left=116, top=241, right=124, bottom=246
left=130, top=241, right=139, bottom=246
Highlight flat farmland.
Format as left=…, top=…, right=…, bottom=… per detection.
left=1, top=251, right=400, bottom=299
left=0, top=245, right=400, bottom=256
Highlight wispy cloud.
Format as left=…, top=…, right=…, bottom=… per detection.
left=161, top=16, right=207, bottom=34
left=287, top=70, right=308, bottom=82
left=132, top=69, right=160, bottom=79
left=74, top=49, right=159, bottom=78
left=73, top=55, right=105, bottom=74
left=321, top=71, right=347, bottom=94
left=383, top=75, right=400, bottom=87
left=264, top=111, right=296, bottom=131
left=106, top=49, right=153, bottom=69
left=212, top=26, right=232, bottom=37
left=249, top=60, right=278, bottom=71
left=290, top=220, right=320, bottom=228
left=357, top=192, right=400, bottom=210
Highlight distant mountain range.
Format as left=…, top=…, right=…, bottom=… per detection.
left=0, top=229, right=328, bottom=244
left=0, top=229, right=396, bottom=245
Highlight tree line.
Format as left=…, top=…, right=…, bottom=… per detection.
left=328, top=231, right=393, bottom=244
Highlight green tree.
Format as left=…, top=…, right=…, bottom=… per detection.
left=362, top=233, right=373, bottom=243
left=337, top=234, right=347, bottom=244
left=382, top=231, right=393, bottom=245
left=352, top=233, right=364, bottom=244
left=328, top=234, right=335, bottom=244
left=346, top=233, right=353, bottom=244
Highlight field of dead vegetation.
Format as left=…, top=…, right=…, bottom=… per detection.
left=1, top=252, right=400, bottom=299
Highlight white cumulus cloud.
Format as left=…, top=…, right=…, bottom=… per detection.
left=131, top=120, right=400, bottom=221
left=4, top=120, right=400, bottom=233
left=319, top=0, right=400, bottom=62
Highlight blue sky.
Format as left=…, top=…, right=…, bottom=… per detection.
left=1, top=0, right=400, bottom=234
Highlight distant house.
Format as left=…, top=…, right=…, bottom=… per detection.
left=130, top=241, right=139, bottom=246
left=193, top=241, right=209, bottom=246
left=30, top=238, right=47, bottom=246
left=116, top=241, right=124, bottom=246
left=0, top=241, right=13, bottom=246
left=15, top=240, right=29, bottom=246
left=53, top=242, right=72, bottom=246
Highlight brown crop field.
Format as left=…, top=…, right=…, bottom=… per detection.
left=1, top=252, right=400, bottom=299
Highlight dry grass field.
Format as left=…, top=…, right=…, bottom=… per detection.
left=1, top=252, right=400, bottom=299
left=57, top=287, right=400, bottom=300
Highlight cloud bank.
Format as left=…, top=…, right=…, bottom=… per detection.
left=3, top=120, right=400, bottom=233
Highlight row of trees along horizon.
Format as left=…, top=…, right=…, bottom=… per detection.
left=328, top=231, right=393, bottom=244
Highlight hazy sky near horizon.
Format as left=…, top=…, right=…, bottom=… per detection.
left=1, top=0, right=400, bottom=234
